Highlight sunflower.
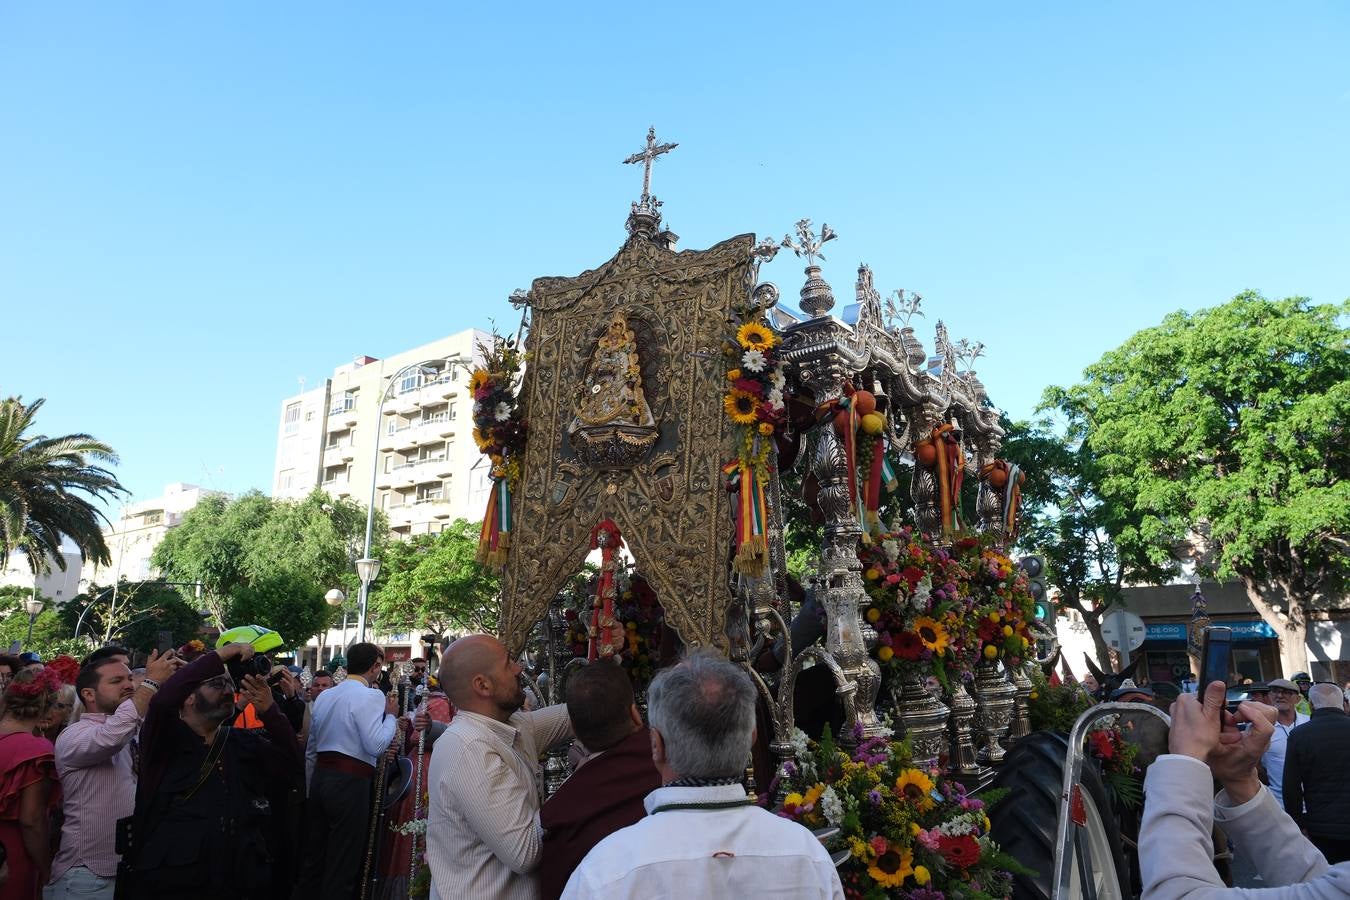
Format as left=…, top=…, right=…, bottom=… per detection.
left=472, top=426, right=491, bottom=451
left=723, top=388, right=761, bottom=425
left=866, top=846, right=914, bottom=888
left=914, top=616, right=950, bottom=654
left=895, top=768, right=936, bottom=812
left=736, top=321, right=778, bottom=352
left=468, top=369, right=491, bottom=393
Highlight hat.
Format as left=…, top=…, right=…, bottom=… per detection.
left=1110, top=678, right=1156, bottom=701
left=215, top=625, right=284, bottom=654
left=18, top=651, right=42, bottom=665
left=1267, top=678, right=1298, bottom=692
left=1291, top=672, right=1312, bottom=683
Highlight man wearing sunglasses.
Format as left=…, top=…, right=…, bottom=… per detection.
left=1260, top=678, right=1310, bottom=807
left=119, top=641, right=304, bottom=898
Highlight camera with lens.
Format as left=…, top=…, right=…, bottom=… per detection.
left=225, top=653, right=273, bottom=683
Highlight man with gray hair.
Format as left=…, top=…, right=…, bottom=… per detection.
left=560, top=650, right=843, bottom=899
left=1283, top=682, right=1350, bottom=864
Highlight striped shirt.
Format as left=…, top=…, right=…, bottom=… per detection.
left=426, top=705, right=572, bottom=900
left=51, top=698, right=143, bottom=880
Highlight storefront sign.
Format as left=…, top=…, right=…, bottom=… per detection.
left=1146, top=620, right=1276, bottom=643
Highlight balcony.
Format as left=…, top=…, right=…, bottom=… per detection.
left=322, top=446, right=353, bottom=469
left=330, top=400, right=359, bottom=427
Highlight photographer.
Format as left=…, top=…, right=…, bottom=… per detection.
left=1139, top=680, right=1350, bottom=897
left=120, top=642, right=304, bottom=899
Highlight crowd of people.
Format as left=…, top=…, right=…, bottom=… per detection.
left=3, top=637, right=1350, bottom=899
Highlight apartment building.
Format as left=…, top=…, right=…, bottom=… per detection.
left=79, top=482, right=222, bottom=588
left=1, top=548, right=83, bottom=603
left=272, top=328, right=494, bottom=537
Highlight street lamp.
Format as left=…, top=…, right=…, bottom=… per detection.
left=23, top=596, right=44, bottom=647
left=355, top=557, right=381, bottom=642
left=356, top=359, right=437, bottom=643
left=325, top=588, right=347, bottom=663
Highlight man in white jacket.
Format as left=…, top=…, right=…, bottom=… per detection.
left=1140, top=680, right=1350, bottom=898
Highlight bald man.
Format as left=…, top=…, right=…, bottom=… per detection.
left=424, top=634, right=572, bottom=900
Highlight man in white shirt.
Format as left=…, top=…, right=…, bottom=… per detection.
left=425, top=634, right=572, bottom=900
left=299, top=642, right=399, bottom=898
left=561, top=650, right=844, bottom=900
left=1260, top=677, right=1310, bottom=806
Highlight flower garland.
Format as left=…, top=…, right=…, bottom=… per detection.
left=860, top=533, right=1037, bottom=693
left=1086, top=715, right=1144, bottom=809
left=469, top=333, right=527, bottom=570
left=775, top=724, right=1023, bottom=899
left=722, top=314, right=788, bottom=578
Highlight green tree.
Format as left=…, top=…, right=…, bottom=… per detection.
left=152, top=491, right=272, bottom=627
left=228, top=571, right=327, bottom=652
left=0, top=397, right=125, bottom=574
left=1001, top=418, right=1173, bottom=669
left=370, top=519, right=499, bottom=644
left=61, top=582, right=206, bottom=652
left=1045, top=292, right=1349, bottom=675
left=153, top=489, right=379, bottom=642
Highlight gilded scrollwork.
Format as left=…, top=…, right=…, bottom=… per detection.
left=499, top=231, right=757, bottom=656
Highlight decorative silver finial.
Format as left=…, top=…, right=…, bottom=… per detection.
left=884, top=289, right=924, bottom=330
left=781, top=218, right=837, bottom=267
left=751, top=235, right=780, bottom=263
left=622, top=126, right=678, bottom=207
left=954, top=338, right=986, bottom=374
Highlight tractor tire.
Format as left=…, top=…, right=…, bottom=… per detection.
left=987, top=731, right=1132, bottom=900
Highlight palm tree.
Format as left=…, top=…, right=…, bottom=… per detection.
left=0, top=397, right=125, bottom=575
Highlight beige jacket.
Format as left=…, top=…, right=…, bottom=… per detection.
left=1141, top=754, right=1350, bottom=898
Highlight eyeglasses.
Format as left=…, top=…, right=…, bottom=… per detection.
left=1269, top=688, right=1299, bottom=696
left=200, top=676, right=236, bottom=693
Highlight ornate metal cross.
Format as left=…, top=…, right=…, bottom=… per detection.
left=622, top=126, right=678, bottom=202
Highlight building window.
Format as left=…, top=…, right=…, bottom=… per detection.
left=279, top=469, right=295, bottom=491
left=398, top=372, right=424, bottom=394
left=144, top=511, right=163, bottom=526
left=331, top=392, right=356, bottom=415
left=284, top=403, right=301, bottom=435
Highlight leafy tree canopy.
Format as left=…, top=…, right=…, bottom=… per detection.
left=1043, top=292, right=1349, bottom=671
left=370, top=519, right=499, bottom=639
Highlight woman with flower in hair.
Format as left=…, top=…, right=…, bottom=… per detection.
left=0, top=668, right=63, bottom=898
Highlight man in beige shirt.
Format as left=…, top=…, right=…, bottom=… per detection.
left=426, top=634, right=572, bottom=900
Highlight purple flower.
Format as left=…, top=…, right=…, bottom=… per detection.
left=868, top=789, right=882, bottom=805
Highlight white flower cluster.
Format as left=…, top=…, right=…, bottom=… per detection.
left=821, top=786, right=845, bottom=827
left=790, top=727, right=811, bottom=760
left=911, top=575, right=933, bottom=611
left=936, top=813, right=981, bottom=837
left=393, top=818, right=429, bottom=836
left=882, top=539, right=900, bottom=564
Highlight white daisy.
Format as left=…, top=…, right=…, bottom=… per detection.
left=769, top=365, right=787, bottom=390
left=741, top=349, right=768, bottom=373
left=493, top=401, right=512, bottom=422
left=767, top=387, right=785, bottom=407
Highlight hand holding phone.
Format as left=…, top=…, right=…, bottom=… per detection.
left=1198, top=626, right=1233, bottom=707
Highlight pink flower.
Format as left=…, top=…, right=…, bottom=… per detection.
left=916, top=828, right=942, bottom=851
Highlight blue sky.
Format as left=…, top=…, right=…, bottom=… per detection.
left=3, top=3, right=1347, bottom=511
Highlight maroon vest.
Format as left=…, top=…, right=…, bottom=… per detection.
left=538, top=726, right=662, bottom=900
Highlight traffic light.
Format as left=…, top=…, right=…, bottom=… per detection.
left=1019, top=555, right=1052, bottom=622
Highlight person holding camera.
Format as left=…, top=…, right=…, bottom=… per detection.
left=1139, top=680, right=1350, bottom=897
left=299, top=642, right=398, bottom=899
left=119, top=642, right=304, bottom=899
left=45, top=649, right=180, bottom=900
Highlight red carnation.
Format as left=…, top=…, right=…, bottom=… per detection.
left=900, top=567, right=926, bottom=589
left=894, top=632, right=925, bottom=661
left=732, top=378, right=765, bottom=398
left=938, top=833, right=982, bottom=868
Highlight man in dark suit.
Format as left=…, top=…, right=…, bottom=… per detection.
left=1283, top=682, right=1350, bottom=864
left=538, top=660, right=661, bottom=900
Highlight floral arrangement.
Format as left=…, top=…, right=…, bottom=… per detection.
left=5, top=667, right=63, bottom=699
left=469, top=332, right=527, bottom=487
left=469, top=331, right=527, bottom=568
left=775, top=724, right=1023, bottom=899
left=721, top=310, right=790, bottom=579
left=1025, top=666, right=1092, bottom=734
left=1086, top=715, right=1143, bottom=809
left=860, top=532, right=1037, bottom=692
